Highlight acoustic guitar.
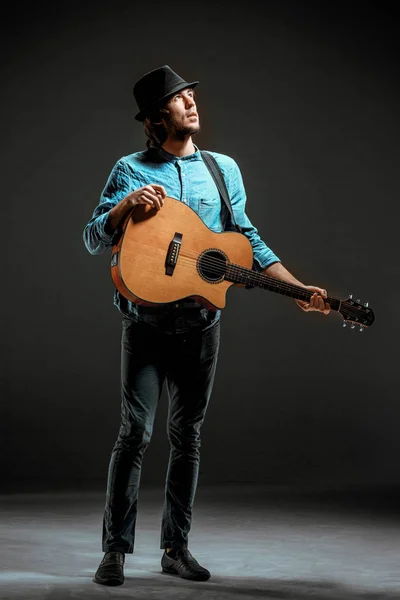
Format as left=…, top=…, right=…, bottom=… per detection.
left=110, top=196, right=375, bottom=331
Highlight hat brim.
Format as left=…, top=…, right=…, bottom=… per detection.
left=134, top=80, right=199, bottom=122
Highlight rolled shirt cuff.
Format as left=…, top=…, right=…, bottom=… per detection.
left=98, top=211, right=115, bottom=243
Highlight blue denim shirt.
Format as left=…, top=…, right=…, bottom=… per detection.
left=83, top=144, right=280, bottom=333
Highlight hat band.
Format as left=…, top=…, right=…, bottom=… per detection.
left=135, top=80, right=199, bottom=121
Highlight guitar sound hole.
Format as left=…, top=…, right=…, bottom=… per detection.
left=197, top=249, right=227, bottom=283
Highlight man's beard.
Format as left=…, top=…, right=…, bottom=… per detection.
left=167, top=115, right=201, bottom=140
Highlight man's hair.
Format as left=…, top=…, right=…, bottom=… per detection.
left=143, top=104, right=169, bottom=149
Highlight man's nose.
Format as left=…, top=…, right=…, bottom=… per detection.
left=185, top=95, right=195, bottom=107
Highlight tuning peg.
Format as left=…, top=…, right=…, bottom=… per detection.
left=351, top=324, right=356, bottom=329
left=364, top=301, right=369, bottom=307
left=359, top=326, right=364, bottom=332
left=349, top=294, right=353, bottom=299
left=343, top=322, right=347, bottom=328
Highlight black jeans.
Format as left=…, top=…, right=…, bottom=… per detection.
left=102, top=314, right=220, bottom=553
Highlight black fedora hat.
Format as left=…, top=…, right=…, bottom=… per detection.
left=133, top=65, right=199, bottom=122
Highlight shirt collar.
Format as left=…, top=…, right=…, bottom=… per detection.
left=153, top=143, right=201, bottom=163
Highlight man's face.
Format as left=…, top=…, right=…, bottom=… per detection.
left=162, top=87, right=200, bottom=139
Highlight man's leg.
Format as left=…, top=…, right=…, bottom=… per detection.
left=102, top=317, right=167, bottom=554
left=160, top=321, right=220, bottom=551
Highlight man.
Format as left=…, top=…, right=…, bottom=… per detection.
left=83, top=65, right=330, bottom=586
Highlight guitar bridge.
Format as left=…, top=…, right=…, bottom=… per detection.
left=165, top=232, right=183, bottom=276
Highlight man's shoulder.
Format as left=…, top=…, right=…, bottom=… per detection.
left=118, top=150, right=149, bottom=167
left=200, top=150, right=238, bottom=173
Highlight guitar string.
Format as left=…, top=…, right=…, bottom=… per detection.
left=175, top=256, right=349, bottom=314
left=176, top=253, right=331, bottom=302
left=177, top=253, right=321, bottom=297
left=131, top=234, right=332, bottom=301
left=174, top=256, right=367, bottom=321
left=176, top=251, right=368, bottom=318
left=178, top=248, right=331, bottom=298
left=166, top=255, right=363, bottom=322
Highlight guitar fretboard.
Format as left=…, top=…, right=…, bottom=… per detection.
left=225, top=263, right=340, bottom=312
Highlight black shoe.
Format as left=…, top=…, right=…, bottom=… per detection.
left=94, top=551, right=125, bottom=586
left=161, top=548, right=211, bottom=581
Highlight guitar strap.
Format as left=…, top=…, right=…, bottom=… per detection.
left=200, top=150, right=243, bottom=234
left=201, top=150, right=259, bottom=289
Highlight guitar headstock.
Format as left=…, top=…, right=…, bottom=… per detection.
left=339, top=295, right=375, bottom=331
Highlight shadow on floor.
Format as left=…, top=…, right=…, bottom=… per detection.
left=1, top=573, right=399, bottom=600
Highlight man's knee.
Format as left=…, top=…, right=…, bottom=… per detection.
left=115, top=421, right=153, bottom=451
left=168, top=422, right=202, bottom=452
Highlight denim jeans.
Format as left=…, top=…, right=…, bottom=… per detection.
left=102, top=312, right=221, bottom=553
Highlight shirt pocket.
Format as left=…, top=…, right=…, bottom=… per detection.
left=198, top=197, right=224, bottom=232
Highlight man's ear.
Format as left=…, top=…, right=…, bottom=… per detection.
left=155, top=108, right=169, bottom=124
left=148, top=106, right=168, bottom=126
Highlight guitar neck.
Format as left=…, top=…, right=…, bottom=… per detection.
left=226, top=263, right=340, bottom=311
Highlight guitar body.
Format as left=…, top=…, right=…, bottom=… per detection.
left=111, top=196, right=253, bottom=310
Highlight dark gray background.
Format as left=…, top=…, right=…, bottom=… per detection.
left=2, top=0, right=399, bottom=493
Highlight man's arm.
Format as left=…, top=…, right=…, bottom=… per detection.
left=263, top=261, right=304, bottom=287
left=212, top=155, right=330, bottom=315
left=221, top=157, right=281, bottom=270
left=83, top=159, right=166, bottom=255
left=263, top=262, right=330, bottom=314
left=83, top=159, right=132, bottom=255
left=223, top=158, right=330, bottom=315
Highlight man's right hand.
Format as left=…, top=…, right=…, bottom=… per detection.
left=106, top=184, right=167, bottom=234
left=125, top=184, right=167, bottom=211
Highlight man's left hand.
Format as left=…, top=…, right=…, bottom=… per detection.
left=295, top=285, right=331, bottom=315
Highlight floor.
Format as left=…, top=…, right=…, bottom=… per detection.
left=1, top=484, right=400, bottom=600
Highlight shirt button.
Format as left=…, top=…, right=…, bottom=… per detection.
left=175, top=303, right=179, bottom=308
